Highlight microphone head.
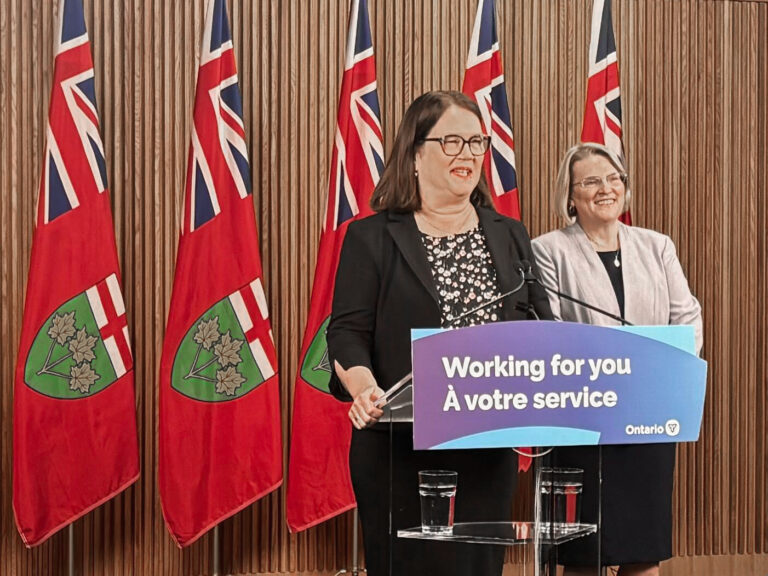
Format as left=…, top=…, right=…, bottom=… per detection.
left=515, top=259, right=535, bottom=282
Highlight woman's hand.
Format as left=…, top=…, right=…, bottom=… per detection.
left=334, top=361, right=385, bottom=429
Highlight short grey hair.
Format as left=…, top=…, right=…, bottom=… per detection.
left=553, top=142, right=632, bottom=224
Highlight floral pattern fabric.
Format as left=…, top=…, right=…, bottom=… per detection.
left=420, top=224, right=503, bottom=328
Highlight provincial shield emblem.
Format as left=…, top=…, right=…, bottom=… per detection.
left=25, top=274, right=132, bottom=399
left=299, top=316, right=332, bottom=393
left=171, top=281, right=276, bottom=402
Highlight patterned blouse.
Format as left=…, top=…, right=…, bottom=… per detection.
left=420, top=224, right=503, bottom=328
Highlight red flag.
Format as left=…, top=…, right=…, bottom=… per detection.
left=581, top=0, right=631, bottom=224
left=462, top=0, right=520, bottom=220
left=286, top=0, right=384, bottom=532
left=13, top=0, right=139, bottom=547
left=159, top=0, right=281, bottom=547
left=462, top=0, right=532, bottom=472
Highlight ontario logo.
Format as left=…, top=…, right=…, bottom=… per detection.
left=300, top=316, right=332, bottom=393
left=171, top=280, right=276, bottom=402
left=25, top=274, right=132, bottom=399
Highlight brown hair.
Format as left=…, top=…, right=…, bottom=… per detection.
left=553, top=142, right=632, bottom=224
left=370, top=90, right=495, bottom=212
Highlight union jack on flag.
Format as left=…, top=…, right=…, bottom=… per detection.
left=287, top=0, right=383, bottom=532
left=40, top=0, right=109, bottom=225
left=462, top=0, right=520, bottom=220
left=183, top=1, right=251, bottom=234
left=581, top=0, right=630, bottom=223
left=325, top=0, right=384, bottom=231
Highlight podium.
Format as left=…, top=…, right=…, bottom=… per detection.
left=381, top=320, right=706, bottom=576
left=383, top=386, right=601, bottom=575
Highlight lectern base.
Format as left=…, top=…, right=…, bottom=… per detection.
left=397, top=521, right=596, bottom=546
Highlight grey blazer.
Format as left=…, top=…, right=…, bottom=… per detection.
left=532, top=222, right=703, bottom=354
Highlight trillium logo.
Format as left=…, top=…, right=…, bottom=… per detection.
left=665, top=419, right=680, bottom=437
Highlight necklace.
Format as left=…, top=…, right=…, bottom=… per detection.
left=583, top=229, right=621, bottom=268
left=417, top=205, right=476, bottom=237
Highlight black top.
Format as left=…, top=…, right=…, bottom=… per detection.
left=420, top=225, right=503, bottom=328
left=597, top=249, right=624, bottom=317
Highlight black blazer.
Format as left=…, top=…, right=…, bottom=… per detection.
left=327, top=206, right=553, bottom=401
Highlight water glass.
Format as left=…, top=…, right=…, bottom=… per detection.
left=418, top=470, right=457, bottom=535
left=539, top=467, right=583, bottom=527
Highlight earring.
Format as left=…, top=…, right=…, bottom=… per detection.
left=567, top=201, right=576, bottom=217
left=415, top=170, right=419, bottom=178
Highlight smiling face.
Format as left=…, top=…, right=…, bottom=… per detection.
left=414, top=105, right=485, bottom=209
left=569, top=154, right=627, bottom=229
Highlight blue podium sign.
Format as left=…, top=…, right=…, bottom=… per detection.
left=411, top=321, right=707, bottom=450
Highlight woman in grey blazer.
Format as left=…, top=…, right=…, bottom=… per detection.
left=532, top=143, right=702, bottom=576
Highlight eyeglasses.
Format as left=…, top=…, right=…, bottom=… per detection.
left=420, top=134, right=491, bottom=157
left=572, top=172, right=628, bottom=192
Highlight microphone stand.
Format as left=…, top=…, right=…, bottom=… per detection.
left=517, top=261, right=629, bottom=576
left=374, top=272, right=529, bottom=407
left=519, top=261, right=633, bottom=326
left=378, top=260, right=634, bottom=407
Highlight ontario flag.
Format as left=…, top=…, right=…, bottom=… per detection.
left=13, top=0, right=139, bottom=547
left=158, top=0, right=281, bottom=547
left=462, top=0, right=520, bottom=220
left=286, top=0, right=383, bottom=532
left=462, top=0, right=531, bottom=472
left=581, top=0, right=631, bottom=224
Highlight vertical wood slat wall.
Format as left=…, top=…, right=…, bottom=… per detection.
left=0, top=0, right=765, bottom=574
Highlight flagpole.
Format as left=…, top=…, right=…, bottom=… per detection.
left=68, top=524, right=74, bottom=576
left=333, top=508, right=363, bottom=576
left=212, top=525, right=221, bottom=576
left=351, top=509, right=360, bottom=575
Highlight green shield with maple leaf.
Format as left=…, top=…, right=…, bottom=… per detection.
left=25, top=294, right=118, bottom=399
left=300, top=315, right=332, bottom=394
left=171, top=296, right=268, bottom=402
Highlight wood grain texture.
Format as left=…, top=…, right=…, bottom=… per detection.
left=0, top=0, right=766, bottom=574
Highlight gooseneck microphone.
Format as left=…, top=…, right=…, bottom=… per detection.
left=374, top=262, right=533, bottom=407
left=516, top=259, right=632, bottom=326
left=376, top=260, right=633, bottom=406
left=450, top=269, right=527, bottom=324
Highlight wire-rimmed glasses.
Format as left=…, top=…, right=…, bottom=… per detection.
left=572, top=172, right=628, bottom=192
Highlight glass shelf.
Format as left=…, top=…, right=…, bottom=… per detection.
left=397, top=521, right=596, bottom=546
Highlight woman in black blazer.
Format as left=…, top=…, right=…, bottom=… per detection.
left=327, top=91, right=552, bottom=576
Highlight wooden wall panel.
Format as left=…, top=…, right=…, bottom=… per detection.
left=1, top=0, right=766, bottom=574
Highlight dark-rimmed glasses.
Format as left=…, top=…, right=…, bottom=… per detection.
left=572, top=172, right=628, bottom=192
left=420, top=134, right=491, bottom=157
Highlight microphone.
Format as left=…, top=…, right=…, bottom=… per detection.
left=516, top=259, right=536, bottom=281
left=374, top=261, right=532, bottom=407
left=519, top=260, right=632, bottom=326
